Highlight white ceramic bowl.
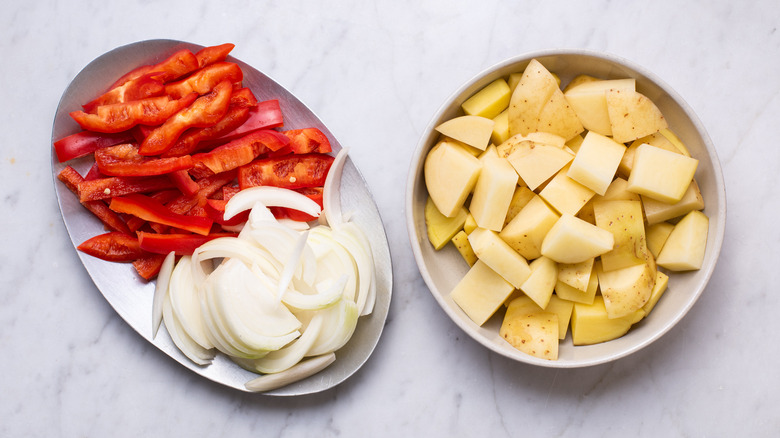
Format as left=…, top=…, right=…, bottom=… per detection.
left=406, top=49, right=726, bottom=368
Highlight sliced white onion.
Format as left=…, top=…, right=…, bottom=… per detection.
left=333, top=222, right=376, bottom=316
left=191, top=237, right=279, bottom=284
left=225, top=186, right=321, bottom=221
left=249, top=311, right=325, bottom=374
left=282, top=275, right=347, bottom=311
left=244, top=353, right=336, bottom=392
left=322, top=147, right=349, bottom=228
left=308, top=228, right=358, bottom=303
left=277, top=218, right=311, bottom=231
left=162, top=293, right=215, bottom=365
left=209, top=260, right=301, bottom=350
left=168, top=256, right=214, bottom=350
left=277, top=230, right=309, bottom=301
left=152, top=251, right=176, bottom=339
left=156, top=175, right=377, bottom=390
left=198, top=279, right=267, bottom=359
left=306, top=298, right=359, bottom=357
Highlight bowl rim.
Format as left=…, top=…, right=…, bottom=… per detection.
left=405, top=49, right=726, bottom=368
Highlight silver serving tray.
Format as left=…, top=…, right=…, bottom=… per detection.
left=51, top=39, right=393, bottom=395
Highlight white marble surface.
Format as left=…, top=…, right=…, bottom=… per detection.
left=1, top=0, right=778, bottom=436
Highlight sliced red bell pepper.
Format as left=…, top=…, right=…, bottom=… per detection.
left=82, top=73, right=165, bottom=114
left=132, top=253, right=168, bottom=280
left=77, top=232, right=145, bottom=262
left=130, top=124, right=158, bottom=143
left=124, top=189, right=182, bottom=232
left=78, top=175, right=176, bottom=202
left=139, top=80, right=234, bottom=156
left=110, top=65, right=154, bottom=90
left=268, top=145, right=293, bottom=157
left=161, top=87, right=258, bottom=157
left=168, top=169, right=199, bottom=196
left=272, top=187, right=324, bottom=222
left=164, top=62, right=243, bottom=99
left=137, top=231, right=237, bottom=255
left=165, top=170, right=238, bottom=215
left=203, top=198, right=249, bottom=226
left=109, top=194, right=213, bottom=235
left=53, top=130, right=135, bottom=162
left=94, top=143, right=193, bottom=176
left=189, top=129, right=289, bottom=179
left=83, top=162, right=105, bottom=181
left=283, top=128, right=332, bottom=154
left=69, top=92, right=198, bottom=133
left=113, top=49, right=200, bottom=88
left=222, top=184, right=240, bottom=200
left=195, top=43, right=235, bottom=68
left=57, top=166, right=132, bottom=234
left=199, top=99, right=284, bottom=149
left=238, top=153, right=334, bottom=190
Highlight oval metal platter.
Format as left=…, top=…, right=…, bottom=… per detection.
left=51, top=39, right=393, bottom=395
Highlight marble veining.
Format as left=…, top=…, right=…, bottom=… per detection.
left=1, top=0, right=779, bottom=436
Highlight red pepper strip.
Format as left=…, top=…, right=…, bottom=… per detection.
left=130, top=124, right=158, bottom=143
left=57, top=166, right=132, bottom=234
left=189, top=130, right=289, bottom=179
left=272, top=187, right=324, bottom=222
left=222, top=184, right=240, bottom=200
left=200, top=99, right=284, bottom=149
left=169, top=169, right=199, bottom=196
left=53, top=130, right=135, bottom=162
left=69, top=93, right=198, bottom=134
left=132, top=253, right=167, bottom=280
left=161, top=87, right=258, bottom=157
left=94, top=143, right=193, bottom=176
left=78, top=175, right=176, bottom=202
left=82, top=73, right=165, bottom=113
left=84, top=162, right=104, bottom=180
left=195, top=43, right=235, bottom=68
left=283, top=128, right=332, bottom=154
left=165, top=170, right=238, bottom=215
left=110, top=194, right=213, bottom=235
left=77, top=232, right=145, bottom=262
left=164, top=62, right=243, bottom=99
left=138, top=231, right=238, bottom=255
left=110, top=65, right=154, bottom=90
left=204, top=199, right=249, bottom=226
left=238, top=153, right=335, bottom=190
left=268, top=145, right=293, bottom=157
left=109, top=49, right=199, bottom=89
left=125, top=189, right=181, bottom=232
left=139, top=80, right=234, bottom=156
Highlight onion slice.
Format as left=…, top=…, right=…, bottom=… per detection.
left=322, top=147, right=349, bottom=228
left=152, top=251, right=176, bottom=338
left=244, top=353, right=336, bottom=392
left=168, top=256, right=214, bottom=350
left=225, top=186, right=322, bottom=221
left=282, top=275, right=347, bottom=311
left=249, top=311, right=326, bottom=374
left=277, top=230, right=309, bottom=301
left=162, top=294, right=215, bottom=365
left=334, top=222, right=376, bottom=315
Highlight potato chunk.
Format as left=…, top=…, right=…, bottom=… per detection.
left=656, top=210, right=709, bottom=271
left=425, top=197, right=467, bottom=250
left=626, top=144, right=698, bottom=204
left=435, top=115, right=494, bottom=151
left=451, top=260, right=515, bottom=326
left=501, top=298, right=559, bottom=360
left=541, top=214, right=614, bottom=264
left=424, top=139, right=482, bottom=217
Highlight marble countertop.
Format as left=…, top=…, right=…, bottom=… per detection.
left=2, top=0, right=778, bottom=436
